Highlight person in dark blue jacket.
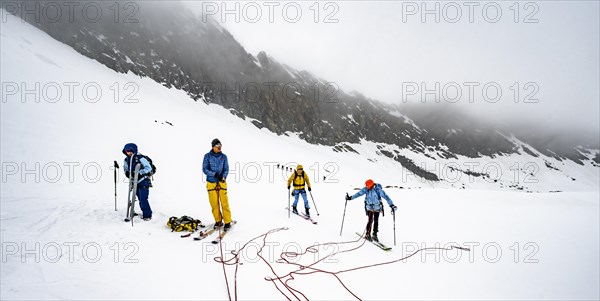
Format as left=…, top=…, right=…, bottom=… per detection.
left=202, top=138, right=232, bottom=230
left=122, top=143, right=153, bottom=220
left=346, top=179, right=397, bottom=242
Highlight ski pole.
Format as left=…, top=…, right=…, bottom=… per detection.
left=114, top=161, right=119, bottom=211
left=392, top=210, right=397, bottom=246
left=288, top=187, right=291, bottom=218
left=340, top=193, right=349, bottom=236
left=308, top=190, right=320, bottom=216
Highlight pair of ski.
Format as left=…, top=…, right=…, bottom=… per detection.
left=188, top=221, right=237, bottom=244
left=285, top=207, right=317, bottom=224
left=124, top=163, right=141, bottom=225
left=356, top=232, right=392, bottom=251
left=179, top=223, right=207, bottom=238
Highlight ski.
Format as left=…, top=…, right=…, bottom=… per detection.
left=356, top=232, right=392, bottom=251
left=211, top=220, right=237, bottom=244
left=284, top=208, right=317, bottom=224
left=193, top=225, right=219, bottom=241
left=181, top=223, right=210, bottom=238
left=124, top=163, right=141, bottom=225
left=299, top=212, right=318, bottom=224
left=124, top=213, right=139, bottom=223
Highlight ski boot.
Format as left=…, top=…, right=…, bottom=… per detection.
left=292, top=206, right=298, bottom=214
left=214, top=221, right=223, bottom=229
left=372, top=232, right=379, bottom=242
left=305, top=207, right=310, bottom=218
left=224, top=222, right=231, bottom=231
left=364, top=233, right=372, bottom=241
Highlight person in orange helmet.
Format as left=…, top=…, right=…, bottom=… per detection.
left=346, top=179, right=397, bottom=242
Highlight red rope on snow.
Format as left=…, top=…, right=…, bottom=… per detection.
left=212, top=224, right=470, bottom=301
left=214, top=184, right=233, bottom=301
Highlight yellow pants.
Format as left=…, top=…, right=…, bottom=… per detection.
left=206, top=181, right=231, bottom=224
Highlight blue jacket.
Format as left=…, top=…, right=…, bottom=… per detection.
left=122, top=143, right=152, bottom=184
left=203, top=150, right=229, bottom=183
left=350, top=184, right=394, bottom=212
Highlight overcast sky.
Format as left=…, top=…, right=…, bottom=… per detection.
left=186, top=1, right=599, bottom=139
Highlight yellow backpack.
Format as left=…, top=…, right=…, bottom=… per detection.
left=167, top=216, right=202, bottom=232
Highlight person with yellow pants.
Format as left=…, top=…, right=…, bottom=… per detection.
left=287, top=164, right=312, bottom=217
left=202, top=138, right=232, bottom=230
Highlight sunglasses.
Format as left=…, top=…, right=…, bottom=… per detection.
left=214, top=144, right=222, bottom=148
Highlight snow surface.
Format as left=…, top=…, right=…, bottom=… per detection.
left=1, top=11, right=599, bottom=300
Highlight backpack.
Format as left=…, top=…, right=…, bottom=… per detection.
left=293, top=171, right=305, bottom=183
left=364, top=186, right=385, bottom=217
left=136, top=154, right=157, bottom=176
left=167, top=216, right=202, bottom=232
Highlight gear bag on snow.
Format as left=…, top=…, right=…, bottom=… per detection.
left=167, top=216, right=203, bottom=232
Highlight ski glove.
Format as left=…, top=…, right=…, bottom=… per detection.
left=345, top=194, right=352, bottom=201
left=287, top=186, right=291, bottom=190
left=308, top=187, right=312, bottom=191
left=390, top=205, right=398, bottom=212
left=125, top=171, right=130, bottom=178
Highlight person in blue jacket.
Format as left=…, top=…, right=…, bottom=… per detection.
left=346, top=179, right=397, bottom=242
left=123, top=143, right=153, bottom=221
left=202, top=138, right=232, bottom=230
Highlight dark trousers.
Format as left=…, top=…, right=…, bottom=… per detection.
left=136, top=185, right=152, bottom=218
left=366, top=211, right=380, bottom=235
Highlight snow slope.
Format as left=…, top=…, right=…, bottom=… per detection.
left=1, top=11, right=599, bottom=300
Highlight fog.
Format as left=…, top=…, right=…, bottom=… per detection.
left=184, top=1, right=599, bottom=145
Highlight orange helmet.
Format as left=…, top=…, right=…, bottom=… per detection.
left=365, top=179, right=375, bottom=190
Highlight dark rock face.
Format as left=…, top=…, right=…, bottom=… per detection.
left=4, top=1, right=598, bottom=181
left=393, top=154, right=440, bottom=181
